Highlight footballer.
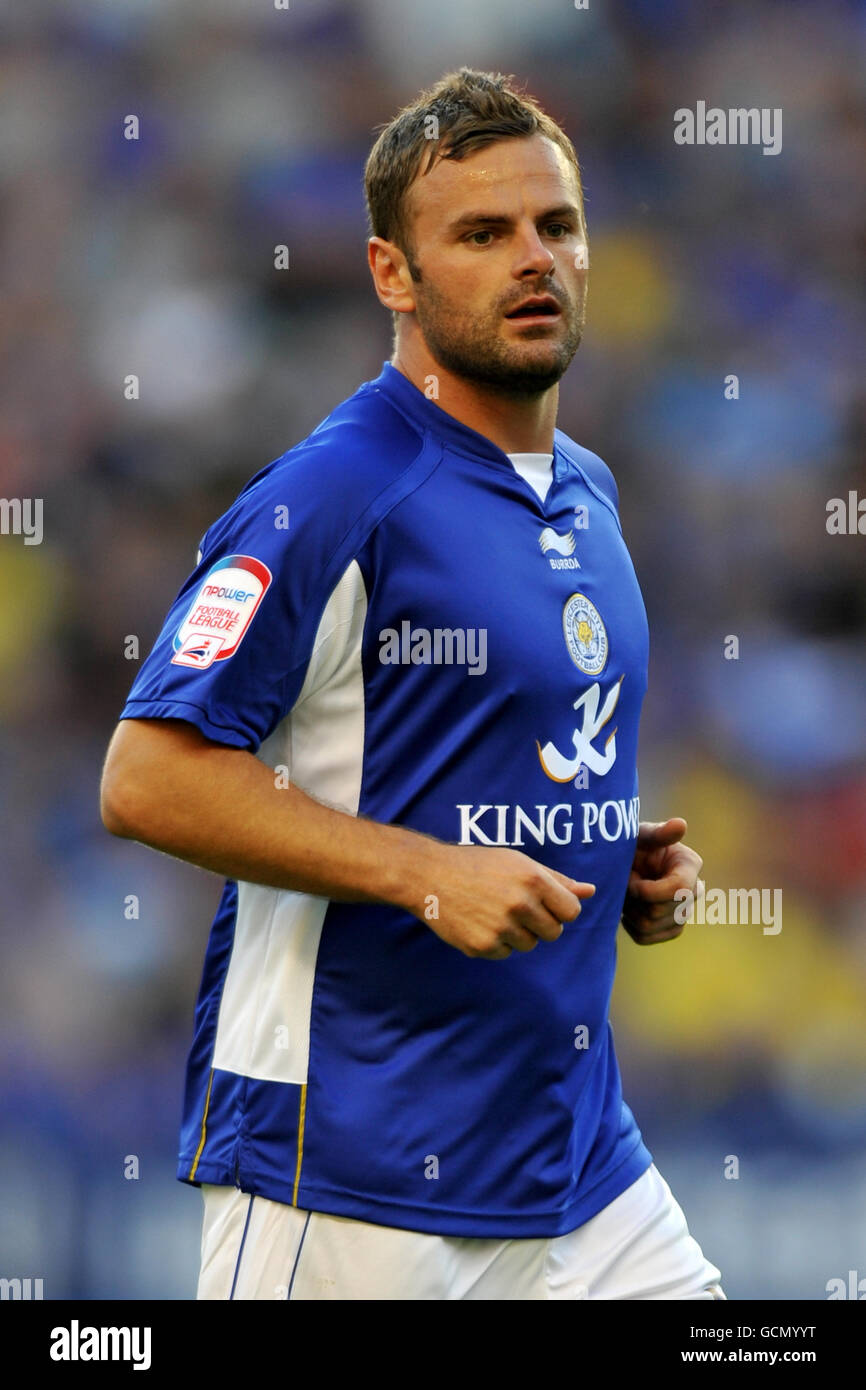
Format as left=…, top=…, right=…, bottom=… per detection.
left=101, top=68, right=724, bottom=1301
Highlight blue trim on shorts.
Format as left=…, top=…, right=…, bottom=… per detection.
left=286, top=1211, right=312, bottom=1300
left=229, top=1194, right=255, bottom=1300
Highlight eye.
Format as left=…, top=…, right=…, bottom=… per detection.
left=467, top=229, right=494, bottom=246
left=545, top=223, right=570, bottom=238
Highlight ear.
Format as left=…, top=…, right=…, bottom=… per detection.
left=367, top=237, right=417, bottom=316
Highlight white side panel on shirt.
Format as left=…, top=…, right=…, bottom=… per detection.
left=212, top=560, right=368, bottom=1086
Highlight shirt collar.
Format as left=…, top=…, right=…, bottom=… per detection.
left=368, top=360, right=559, bottom=474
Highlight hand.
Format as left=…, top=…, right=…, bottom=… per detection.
left=621, top=817, right=704, bottom=945
left=414, top=844, right=596, bottom=960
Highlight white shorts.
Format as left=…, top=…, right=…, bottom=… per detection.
left=196, top=1163, right=725, bottom=1301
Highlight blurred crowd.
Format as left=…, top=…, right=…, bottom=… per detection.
left=1, top=0, right=865, bottom=1297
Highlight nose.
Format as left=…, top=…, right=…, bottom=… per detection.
left=513, top=221, right=556, bottom=279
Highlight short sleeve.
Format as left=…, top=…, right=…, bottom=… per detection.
left=120, top=468, right=350, bottom=752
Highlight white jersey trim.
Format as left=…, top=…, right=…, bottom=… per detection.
left=506, top=452, right=554, bottom=504
left=212, top=560, right=368, bottom=1085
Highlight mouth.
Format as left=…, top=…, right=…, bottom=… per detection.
left=504, top=296, right=562, bottom=325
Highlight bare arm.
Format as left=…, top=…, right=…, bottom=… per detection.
left=101, top=717, right=434, bottom=905
left=100, top=718, right=594, bottom=960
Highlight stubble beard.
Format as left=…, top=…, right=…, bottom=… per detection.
left=409, top=273, right=585, bottom=399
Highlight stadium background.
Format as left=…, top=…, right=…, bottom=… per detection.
left=1, top=0, right=865, bottom=1300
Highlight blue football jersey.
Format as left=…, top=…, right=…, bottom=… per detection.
left=120, top=361, right=652, bottom=1237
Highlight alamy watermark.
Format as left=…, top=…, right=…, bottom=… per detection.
left=379, top=621, right=487, bottom=675
left=826, top=1270, right=866, bottom=1300
left=826, top=491, right=865, bottom=535
left=0, top=498, right=42, bottom=545
left=674, top=886, right=782, bottom=935
left=674, top=102, right=782, bottom=156
left=0, top=1276, right=43, bottom=1299
left=50, top=1321, right=151, bottom=1370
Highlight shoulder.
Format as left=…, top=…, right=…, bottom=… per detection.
left=244, top=382, right=426, bottom=510
left=554, top=430, right=620, bottom=512
left=204, top=381, right=431, bottom=558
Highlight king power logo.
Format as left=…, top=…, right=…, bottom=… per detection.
left=536, top=676, right=623, bottom=781
left=457, top=674, right=638, bottom=847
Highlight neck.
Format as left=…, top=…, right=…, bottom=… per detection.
left=391, top=336, right=558, bottom=456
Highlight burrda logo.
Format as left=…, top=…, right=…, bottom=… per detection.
left=539, top=525, right=575, bottom=556
left=539, top=525, right=581, bottom=571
